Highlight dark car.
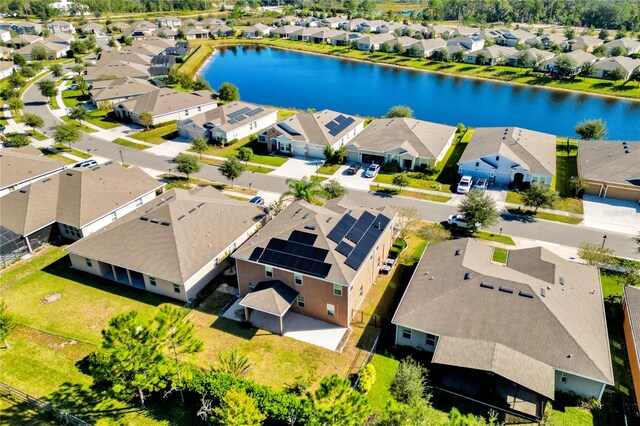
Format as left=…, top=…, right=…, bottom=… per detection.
left=347, top=162, right=362, bottom=175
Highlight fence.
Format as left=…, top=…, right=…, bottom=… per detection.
left=0, top=382, right=92, bottom=426
left=348, top=332, right=380, bottom=389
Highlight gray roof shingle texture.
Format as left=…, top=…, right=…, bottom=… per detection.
left=625, top=285, right=640, bottom=372
left=578, top=140, right=640, bottom=186
left=240, top=280, right=299, bottom=316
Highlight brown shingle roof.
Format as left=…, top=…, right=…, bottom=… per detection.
left=89, top=76, right=157, bottom=102
left=240, top=280, right=299, bottom=316
left=272, top=110, right=363, bottom=147
left=624, top=285, right=640, bottom=371
left=118, top=88, right=217, bottom=116
left=0, top=148, right=66, bottom=191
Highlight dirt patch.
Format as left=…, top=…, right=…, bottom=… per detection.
left=48, top=339, right=77, bottom=349
left=40, top=293, right=62, bottom=305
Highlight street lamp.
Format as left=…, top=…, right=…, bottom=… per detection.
left=119, top=149, right=124, bottom=166
left=601, top=234, right=607, bottom=249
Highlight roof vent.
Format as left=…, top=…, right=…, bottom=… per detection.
left=42, top=178, right=51, bottom=183
left=66, top=172, right=74, bottom=176
left=160, top=221, right=170, bottom=226
left=326, top=217, right=334, bottom=223
left=188, top=208, right=197, bottom=213
left=480, top=282, right=494, bottom=289
left=519, top=290, right=534, bottom=298
left=140, top=216, right=149, bottom=221
left=559, top=276, right=564, bottom=285
left=19, top=189, right=27, bottom=193
left=150, top=218, right=160, bottom=224
left=302, top=213, right=309, bottom=219
left=464, top=272, right=473, bottom=280
left=304, top=224, right=316, bottom=230
left=197, top=202, right=205, bottom=208
left=455, top=249, right=461, bottom=256
left=540, top=288, right=546, bottom=297
left=499, top=286, right=514, bottom=294
left=178, top=214, right=186, bottom=221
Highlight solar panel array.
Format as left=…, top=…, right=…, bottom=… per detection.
left=325, top=114, right=356, bottom=137
left=247, top=230, right=332, bottom=278
left=226, top=106, right=264, bottom=125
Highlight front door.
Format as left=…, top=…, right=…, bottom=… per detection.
left=403, top=159, right=413, bottom=170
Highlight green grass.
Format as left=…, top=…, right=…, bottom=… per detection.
left=112, top=138, right=150, bottom=150
left=39, top=149, right=76, bottom=164
left=8, top=130, right=47, bottom=142
left=367, top=353, right=399, bottom=413
left=130, top=123, right=178, bottom=145
left=492, top=247, right=508, bottom=263
left=506, top=191, right=583, bottom=214
left=61, top=89, right=88, bottom=108
left=473, top=231, right=516, bottom=245
left=549, top=407, right=593, bottom=425
left=310, top=175, right=328, bottom=182
left=600, top=271, right=627, bottom=298
left=85, top=109, right=121, bottom=130
left=48, top=95, right=59, bottom=110
left=374, top=172, right=452, bottom=193
left=506, top=207, right=583, bottom=224
left=200, top=135, right=288, bottom=167
left=60, top=116, right=97, bottom=133
left=276, top=108, right=298, bottom=121
left=369, top=186, right=451, bottom=202
left=317, top=164, right=341, bottom=175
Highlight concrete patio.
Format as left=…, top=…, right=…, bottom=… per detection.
left=222, top=298, right=348, bottom=351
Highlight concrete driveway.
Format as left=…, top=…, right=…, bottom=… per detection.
left=146, top=139, right=191, bottom=157
left=271, top=156, right=323, bottom=180
left=330, top=165, right=374, bottom=191
left=581, top=195, right=640, bottom=236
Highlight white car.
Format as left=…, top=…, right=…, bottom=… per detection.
left=365, top=164, right=380, bottom=178
left=447, top=214, right=481, bottom=230
left=457, top=175, right=473, bottom=194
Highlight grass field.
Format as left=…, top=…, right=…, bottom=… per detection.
left=492, top=247, right=509, bottom=263
left=85, top=109, right=121, bottom=130
left=112, top=138, right=149, bottom=150
left=130, top=123, right=178, bottom=145
left=196, top=155, right=273, bottom=174
left=370, top=186, right=452, bottom=202
left=506, top=191, right=583, bottom=215
left=473, top=231, right=516, bottom=245
left=60, top=116, right=97, bottom=133
left=600, top=271, right=628, bottom=298
left=199, top=135, right=289, bottom=167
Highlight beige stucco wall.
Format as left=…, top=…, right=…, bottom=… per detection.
left=624, top=297, right=640, bottom=407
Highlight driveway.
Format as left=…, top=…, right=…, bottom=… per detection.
left=581, top=195, right=640, bottom=236
left=270, top=156, right=323, bottom=180
left=146, top=140, right=191, bottom=157
left=330, top=165, right=374, bottom=191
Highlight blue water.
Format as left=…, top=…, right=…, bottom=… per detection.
left=200, top=46, right=640, bottom=140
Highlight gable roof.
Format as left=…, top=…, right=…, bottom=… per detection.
left=392, top=239, right=614, bottom=391
left=89, top=76, right=158, bottom=102
left=577, top=140, right=640, bottom=186
left=624, top=285, right=640, bottom=371
left=117, top=88, right=217, bottom=116
left=594, top=56, right=640, bottom=73
left=347, top=118, right=456, bottom=160
left=65, top=186, right=265, bottom=284
left=233, top=198, right=395, bottom=285
left=86, top=61, right=151, bottom=81
left=0, top=148, right=66, bottom=191
left=459, top=127, right=556, bottom=176
left=180, top=101, right=276, bottom=133
left=410, top=38, right=447, bottom=51
left=271, top=110, right=363, bottom=146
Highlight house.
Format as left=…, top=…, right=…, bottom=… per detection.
left=114, top=88, right=218, bottom=126
left=157, top=16, right=182, bottom=29
left=109, top=21, right=132, bottom=33
left=452, top=26, right=480, bottom=37
left=274, top=15, right=298, bottom=26
left=47, top=32, right=75, bottom=45
left=290, top=27, right=322, bottom=42
left=85, top=61, right=151, bottom=83
left=80, top=22, right=105, bottom=36
left=244, top=23, right=271, bottom=38
left=98, top=50, right=152, bottom=66
left=531, top=33, right=567, bottom=49
left=149, top=54, right=176, bottom=77
left=65, top=186, right=266, bottom=302
left=233, top=198, right=395, bottom=333
left=577, top=139, right=640, bottom=202
left=10, top=21, right=42, bottom=35
left=16, top=40, right=70, bottom=60
left=0, top=60, right=18, bottom=79
left=603, top=38, right=640, bottom=56
left=407, top=38, right=447, bottom=57
left=357, top=33, right=395, bottom=51
left=126, top=21, right=158, bottom=38
left=0, top=162, right=162, bottom=266
left=477, top=28, right=503, bottom=42
left=201, top=17, right=225, bottom=28
left=329, top=31, right=361, bottom=46
left=392, top=239, right=614, bottom=417
left=270, top=25, right=300, bottom=39
left=320, top=17, right=347, bottom=29
left=45, top=20, right=75, bottom=34
left=390, top=36, right=418, bottom=50
left=345, top=118, right=456, bottom=170
left=0, top=46, right=14, bottom=60
left=11, top=34, right=43, bottom=47
left=378, top=22, right=404, bottom=34
left=542, top=50, right=596, bottom=74
left=178, top=101, right=277, bottom=143
left=508, top=48, right=555, bottom=68
left=357, top=19, right=387, bottom=33
left=310, top=28, right=345, bottom=44
left=457, top=127, right=556, bottom=187
left=258, top=109, right=364, bottom=158
left=562, top=35, right=603, bottom=52
left=497, top=29, right=536, bottom=47
left=447, top=35, right=484, bottom=52
left=0, top=29, right=11, bottom=43
left=185, top=27, right=209, bottom=40
left=623, top=285, right=640, bottom=409
left=209, top=24, right=234, bottom=38
left=465, top=45, right=518, bottom=65
left=89, top=76, right=158, bottom=106
left=341, top=18, right=367, bottom=32
left=591, top=57, right=640, bottom=80
left=0, top=146, right=66, bottom=197
left=426, top=24, right=456, bottom=38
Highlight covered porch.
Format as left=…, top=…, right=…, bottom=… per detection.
left=239, top=280, right=299, bottom=336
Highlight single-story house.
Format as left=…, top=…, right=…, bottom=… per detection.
left=109, top=21, right=132, bottom=33
left=45, top=20, right=75, bottom=34
left=602, top=38, right=640, bottom=56
left=357, top=33, right=395, bottom=51
left=562, top=35, right=603, bottom=52
left=508, top=48, right=555, bottom=67
left=290, top=27, right=323, bottom=42
left=357, top=19, right=387, bottom=33
left=447, top=35, right=484, bottom=52
left=16, top=40, right=70, bottom=60
left=427, top=24, right=457, bottom=38
left=310, top=28, right=345, bottom=44
left=178, top=101, right=277, bottom=143
left=98, top=50, right=152, bottom=66
left=531, top=33, right=567, bottom=49
left=114, top=88, right=218, bottom=126
left=270, top=25, right=298, bottom=39
left=577, top=139, right=640, bottom=202
left=320, top=17, right=348, bottom=29
left=457, top=127, right=556, bottom=187
left=542, top=50, right=596, bottom=75
left=47, top=32, right=75, bottom=45
left=452, top=26, right=480, bottom=37
left=233, top=198, right=395, bottom=334
left=8, top=21, right=42, bottom=35
left=0, top=146, right=67, bottom=198
left=10, top=34, right=42, bottom=47
left=209, top=24, right=234, bottom=38
left=496, top=29, right=536, bottom=46
left=345, top=118, right=456, bottom=170
left=378, top=22, right=404, bottom=34
left=0, top=60, right=18, bottom=79
left=89, top=76, right=158, bottom=106
left=0, top=46, right=13, bottom=60
left=476, top=28, right=503, bottom=42
left=392, top=238, right=614, bottom=417
left=591, top=56, right=640, bottom=80
left=258, top=109, right=364, bottom=158
left=80, top=22, right=106, bottom=36
left=623, top=285, right=640, bottom=409
left=408, top=38, right=447, bottom=57
left=329, top=31, right=361, bottom=46
left=157, top=28, right=178, bottom=40
left=65, top=186, right=266, bottom=302
left=85, top=61, right=151, bottom=83
left=341, top=18, right=367, bottom=32
left=157, top=16, right=182, bottom=29
left=185, top=27, right=209, bottom=40
left=244, top=23, right=271, bottom=38
left=149, top=54, right=176, bottom=77
left=0, top=162, right=162, bottom=266
left=465, top=45, right=518, bottom=65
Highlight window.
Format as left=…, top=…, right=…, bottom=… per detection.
left=149, top=276, right=156, bottom=286
left=85, top=258, right=92, bottom=267
left=333, top=283, right=343, bottom=297
left=297, top=296, right=305, bottom=308
left=359, top=286, right=363, bottom=297
left=560, top=372, right=568, bottom=383
left=326, top=303, right=335, bottom=317
left=426, top=333, right=437, bottom=347
left=265, top=266, right=273, bottom=278
left=184, top=109, right=189, bottom=116
left=294, top=273, right=303, bottom=285
left=197, top=106, right=202, bottom=112
left=402, top=328, right=412, bottom=339
left=249, top=282, right=255, bottom=291
left=173, top=283, right=180, bottom=293
left=475, top=161, right=479, bottom=167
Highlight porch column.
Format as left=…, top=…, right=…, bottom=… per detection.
left=23, top=236, right=33, bottom=253
left=111, top=264, right=118, bottom=282
left=279, top=315, right=284, bottom=336
left=125, top=269, right=133, bottom=286
left=244, top=307, right=250, bottom=321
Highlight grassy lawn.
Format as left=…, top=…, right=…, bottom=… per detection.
left=39, top=149, right=77, bottom=164
left=197, top=155, right=273, bottom=174
left=179, top=43, right=214, bottom=76
left=61, top=89, right=88, bottom=108
left=369, top=186, right=452, bottom=203
left=317, top=163, right=341, bottom=175
left=310, top=175, right=328, bottom=182
left=130, top=123, right=178, bottom=145
left=8, top=130, right=47, bottom=142
left=85, top=109, right=121, bottom=130
left=276, top=108, right=298, bottom=121
left=49, top=95, right=59, bottom=110
left=600, top=271, right=627, bottom=298
left=60, top=116, right=97, bottom=133
left=506, top=191, right=583, bottom=215
left=112, top=138, right=150, bottom=150
left=506, top=207, right=583, bottom=225
left=374, top=172, right=451, bottom=193
left=492, top=247, right=508, bottom=263
left=367, top=353, right=399, bottom=413
left=473, top=231, right=516, bottom=245
left=200, top=135, right=288, bottom=167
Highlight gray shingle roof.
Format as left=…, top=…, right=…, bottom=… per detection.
left=578, top=140, right=640, bottom=186
left=0, top=148, right=66, bottom=191
left=270, top=110, right=363, bottom=147
left=181, top=101, right=276, bottom=133
left=239, top=280, right=299, bottom=316
left=118, top=88, right=217, bottom=116
left=624, top=285, right=640, bottom=372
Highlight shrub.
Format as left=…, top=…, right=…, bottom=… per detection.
left=381, top=162, right=401, bottom=173
left=357, top=363, right=376, bottom=394
left=390, top=357, right=428, bottom=403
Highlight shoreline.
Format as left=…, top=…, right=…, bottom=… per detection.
left=188, top=39, right=640, bottom=104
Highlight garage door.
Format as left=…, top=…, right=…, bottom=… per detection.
left=605, top=186, right=640, bottom=202
left=362, top=154, right=385, bottom=165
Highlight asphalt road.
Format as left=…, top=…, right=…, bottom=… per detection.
left=21, top=76, right=639, bottom=258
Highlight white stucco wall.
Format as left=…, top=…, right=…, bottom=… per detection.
left=394, top=325, right=439, bottom=352
left=554, top=370, right=608, bottom=400
left=129, top=101, right=218, bottom=126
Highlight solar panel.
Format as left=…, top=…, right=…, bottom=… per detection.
left=325, top=121, right=338, bottom=130
left=246, top=107, right=264, bottom=117
left=260, top=248, right=331, bottom=278
left=336, top=241, right=354, bottom=257
left=289, top=230, right=317, bottom=246
left=345, top=211, right=376, bottom=243
left=265, top=238, right=328, bottom=261
left=328, top=116, right=355, bottom=136
left=228, top=107, right=251, bottom=118
left=249, top=247, right=263, bottom=261
left=327, top=214, right=357, bottom=243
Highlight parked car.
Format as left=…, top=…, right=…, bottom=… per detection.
left=446, top=214, right=481, bottom=230
left=456, top=175, right=473, bottom=194
left=365, top=163, right=380, bottom=178
left=74, top=159, right=98, bottom=168
left=347, top=162, right=362, bottom=175
left=249, top=196, right=265, bottom=206
left=380, top=264, right=392, bottom=274
left=474, top=178, right=488, bottom=191
left=67, top=84, right=78, bottom=90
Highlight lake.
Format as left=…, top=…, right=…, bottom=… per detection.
left=199, top=46, right=640, bottom=140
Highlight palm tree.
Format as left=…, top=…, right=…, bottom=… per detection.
left=284, top=177, right=323, bottom=203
